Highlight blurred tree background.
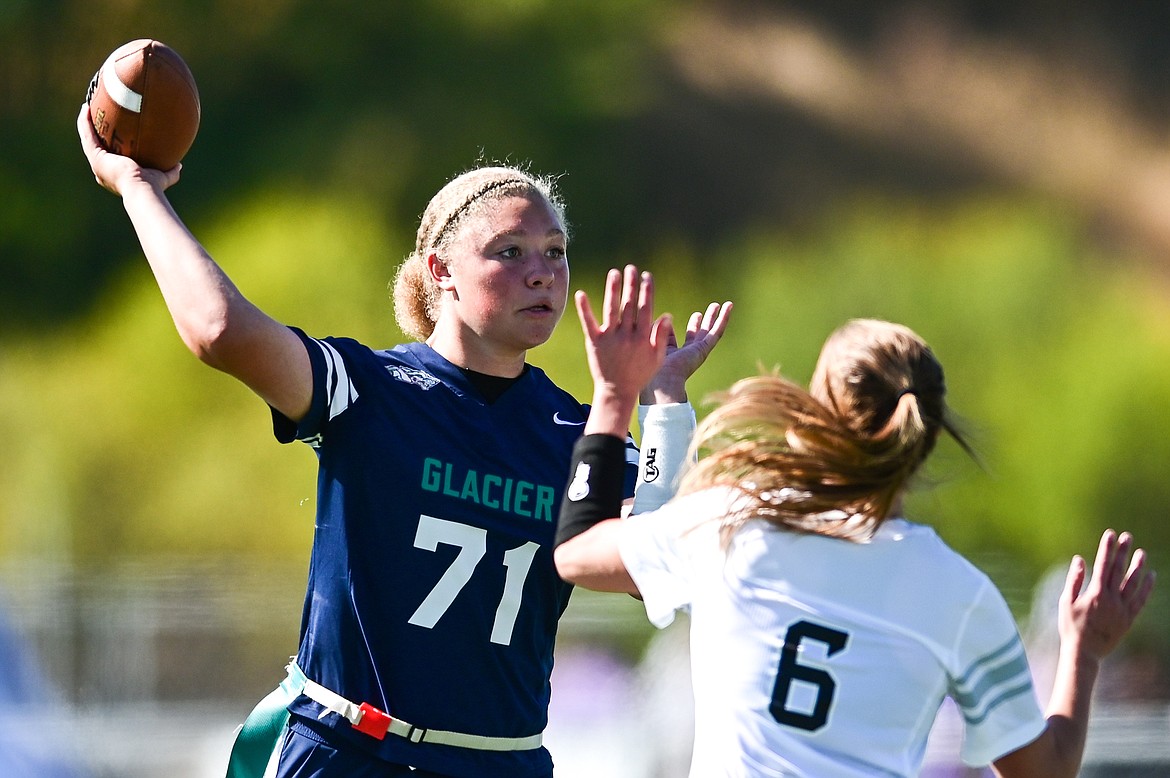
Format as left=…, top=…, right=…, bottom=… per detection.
left=2, top=0, right=1168, bottom=704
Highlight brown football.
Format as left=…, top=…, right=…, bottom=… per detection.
left=85, top=39, right=200, bottom=170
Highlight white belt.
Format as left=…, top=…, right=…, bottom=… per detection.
left=289, top=662, right=542, bottom=752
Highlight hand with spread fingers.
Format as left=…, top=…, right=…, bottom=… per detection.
left=575, top=265, right=673, bottom=437
left=992, top=528, right=1155, bottom=778
left=1059, top=529, right=1155, bottom=661
left=641, top=300, right=734, bottom=404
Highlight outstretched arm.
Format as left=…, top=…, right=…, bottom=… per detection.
left=77, top=106, right=312, bottom=421
left=555, top=265, right=671, bottom=592
left=992, top=529, right=1155, bottom=778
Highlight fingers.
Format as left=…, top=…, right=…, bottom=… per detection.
left=683, top=301, right=734, bottom=346
left=77, top=103, right=95, bottom=139
left=1091, top=528, right=1156, bottom=618
left=599, top=265, right=655, bottom=332
left=1090, top=528, right=1120, bottom=592
left=1062, top=530, right=1155, bottom=661
left=583, top=266, right=668, bottom=402
left=601, top=267, right=621, bottom=326
left=77, top=103, right=101, bottom=162
left=683, top=303, right=714, bottom=343
left=574, top=289, right=599, bottom=340
left=708, top=300, right=733, bottom=338
left=162, top=163, right=183, bottom=187
left=1121, top=546, right=1157, bottom=617
left=599, top=269, right=733, bottom=344
left=1061, top=554, right=1086, bottom=609
left=662, top=323, right=679, bottom=350
left=1092, top=529, right=1138, bottom=594
left=581, top=265, right=660, bottom=353
left=636, top=267, right=655, bottom=332
left=592, top=269, right=731, bottom=383
left=617, top=265, right=641, bottom=330
left=617, top=265, right=639, bottom=327
left=651, top=313, right=674, bottom=356
left=77, top=103, right=90, bottom=139
left=1110, top=531, right=1134, bottom=590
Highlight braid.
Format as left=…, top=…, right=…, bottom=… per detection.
left=424, top=177, right=531, bottom=255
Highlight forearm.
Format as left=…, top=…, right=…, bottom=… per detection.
left=1040, top=644, right=1100, bottom=772
left=555, top=434, right=638, bottom=593
left=992, top=645, right=1101, bottom=778
left=584, top=385, right=639, bottom=438
left=554, top=520, right=637, bottom=593
left=632, top=401, right=696, bottom=513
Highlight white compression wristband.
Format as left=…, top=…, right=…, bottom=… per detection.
left=631, top=401, right=697, bottom=514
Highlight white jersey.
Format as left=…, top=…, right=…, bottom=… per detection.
left=618, top=487, right=1046, bottom=778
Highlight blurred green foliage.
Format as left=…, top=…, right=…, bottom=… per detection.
left=5, top=189, right=1168, bottom=585
left=1, top=1, right=1166, bottom=660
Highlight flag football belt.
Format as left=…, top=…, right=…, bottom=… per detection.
left=288, top=661, right=543, bottom=751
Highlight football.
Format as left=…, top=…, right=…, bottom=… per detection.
left=85, top=39, right=200, bottom=170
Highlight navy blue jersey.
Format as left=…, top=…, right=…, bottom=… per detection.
left=273, top=332, right=636, bottom=777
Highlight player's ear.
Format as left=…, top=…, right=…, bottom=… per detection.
left=427, top=252, right=456, bottom=291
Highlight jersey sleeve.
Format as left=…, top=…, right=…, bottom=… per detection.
left=617, top=489, right=725, bottom=628
left=950, top=579, right=1047, bottom=766
left=271, top=328, right=361, bottom=444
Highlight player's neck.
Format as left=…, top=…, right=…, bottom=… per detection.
left=889, top=493, right=906, bottom=519
left=426, top=330, right=527, bottom=378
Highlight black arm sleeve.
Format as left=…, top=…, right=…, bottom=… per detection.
left=555, top=434, right=627, bottom=547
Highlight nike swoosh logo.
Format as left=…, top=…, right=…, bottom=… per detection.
left=553, top=412, right=586, bottom=426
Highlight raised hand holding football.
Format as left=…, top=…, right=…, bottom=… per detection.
left=85, top=39, right=200, bottom=170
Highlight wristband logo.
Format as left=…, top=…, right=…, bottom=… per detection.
left=567, top=462, right=591, bottom=501
left=643, top=447, right=660, bottom=482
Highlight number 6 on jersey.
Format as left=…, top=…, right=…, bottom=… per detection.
left=771, top=620, right=850, bottom=732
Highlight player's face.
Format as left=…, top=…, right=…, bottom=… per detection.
left=443, top=194, right=569, bottom=357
